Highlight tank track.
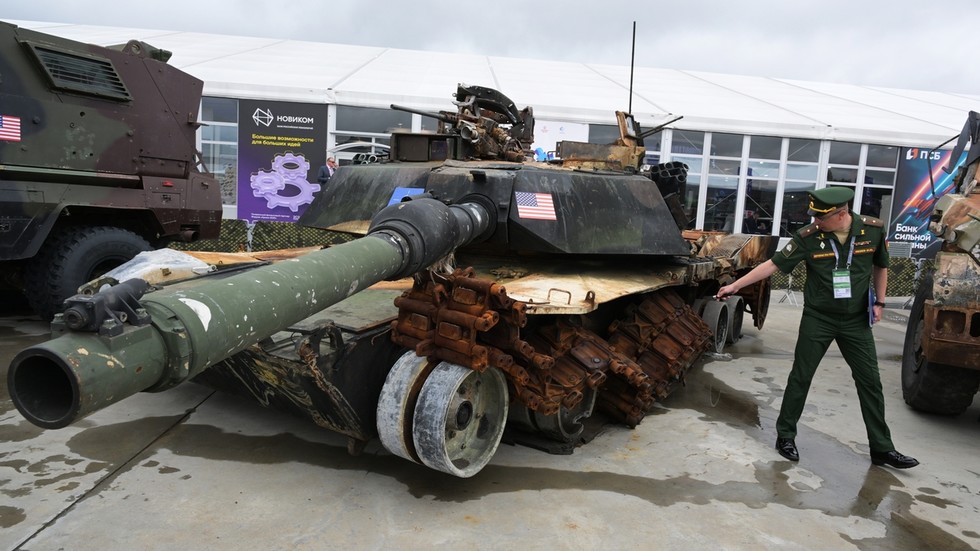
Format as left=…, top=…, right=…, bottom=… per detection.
left=391, top=268, right=713, bottom=427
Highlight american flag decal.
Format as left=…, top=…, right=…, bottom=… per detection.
left=514, top=191, right=556, bottom=221
left=0, top=115, right=21, bottom=142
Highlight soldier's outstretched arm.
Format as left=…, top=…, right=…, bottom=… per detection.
left=717, top=259, right=779, bottom=299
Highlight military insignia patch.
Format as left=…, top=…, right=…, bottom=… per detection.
left=781, top=242, right=794, bottom=257
left=820, top=241, right=826, bottom=249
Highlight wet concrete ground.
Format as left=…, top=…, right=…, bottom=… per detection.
left=1, top=297, right=978, bottom=550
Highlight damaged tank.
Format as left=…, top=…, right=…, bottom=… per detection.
left=901, top=111, right=980, bottom=415
left=7, top=84, right=776, bottom=478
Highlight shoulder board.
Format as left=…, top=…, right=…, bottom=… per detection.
left=860, top=216, right=884, bottom=228
left=798, top=223, right=819, bottom=237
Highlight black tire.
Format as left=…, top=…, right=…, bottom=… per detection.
left=25, top=226, right=152, bottom=321
left=901, top=272, right=980, bottom=415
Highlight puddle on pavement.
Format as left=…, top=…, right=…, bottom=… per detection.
left=51, top=398, right=977, bottom=550
left=0, top=505, right=27, bottom=529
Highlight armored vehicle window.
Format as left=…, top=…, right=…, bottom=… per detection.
left=28, top=44, right=131, bottom=101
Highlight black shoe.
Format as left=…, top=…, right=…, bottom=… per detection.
left=775, top=437, right=799, bottom=461
left=870, top=450, right=919, bottom=469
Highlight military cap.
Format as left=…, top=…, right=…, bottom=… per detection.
left=807, top=186, right=854, bottom=216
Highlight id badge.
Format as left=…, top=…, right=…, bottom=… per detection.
left=832, top=269, right=851, bottom=299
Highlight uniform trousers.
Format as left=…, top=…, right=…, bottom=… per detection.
left=775, top=309, right=895, bottom=453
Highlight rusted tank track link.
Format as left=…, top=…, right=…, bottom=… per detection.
left=392, top=269, right=713, bottom=427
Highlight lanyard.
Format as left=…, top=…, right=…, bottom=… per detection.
left=829, top=236, right=856, bottom=270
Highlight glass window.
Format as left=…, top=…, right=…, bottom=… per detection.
left=201, top=125, right=238, bottom=142
left=669, top=154, right=701, bottom=229
left=747, top=160, right=779, bottom=179
left=421, top=115, right=441, bottom=132
left=780, top=184, right=816, bottom=236
left=672, top=154, right=702, bottom=175
left=672, top=130, right=704, bottom=155
left=703, top=174, right=739, bottom=232
left=711, top=133, right=743, bottom=157
left=867, top=144, right=899, bottom=168
left=743, top=179, right=777, bottom=235
left=201, top=141, right=238, bottom=206
left=682, top=172, right=701, bottom=230
left=787, top=138, right=819, bottom=162
left=708, top=158, right=741, bottom=176
left=860, top=187, right=891, bottom=219
left=644, top=131, right=663, bottom=153
left=786, top=163, right=819, bottom=180
left=333, top=134, right=391, bottom=158
left=336, top=106, right=411, bottom=133
left=827, top=166, right=858, bottom=183
left=749, top=136, right=781, bottom=159
left=864, top=169, right=896, bottom=187
left=202, top=97, right=237, bottom=123
left=200, top=96, right=239, bottom=206
left=588, top=124, right=619, bottom=144
left=829, top=141, right=861, bottom=165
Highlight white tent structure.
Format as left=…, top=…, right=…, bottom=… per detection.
left=7, top=19, right=979, bottom=147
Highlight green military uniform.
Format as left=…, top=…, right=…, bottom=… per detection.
left=769, top=187, right=895, bottom=453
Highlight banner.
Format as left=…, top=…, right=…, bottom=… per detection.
left=237, top=100, right=328, bottom=222
left=887, top=147, right=965, bottom=259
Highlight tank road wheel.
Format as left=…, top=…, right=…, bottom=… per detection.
left=412, top=363, right=508, bottom=477
left=26, top=226, right=152, bottom=321
left=901, top=274, right=980, bottom=415
left=724, top=296, right=745, bottom=345
left=509, top=386, right=598, bottom=443
left=532, top=386, right=597, bottom=442
left=376, top=352, right=433, bottom=464
left=700, top=300, right=730, bottom=353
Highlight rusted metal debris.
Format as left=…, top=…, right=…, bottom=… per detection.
left=391, top=268, right=713, bottom=427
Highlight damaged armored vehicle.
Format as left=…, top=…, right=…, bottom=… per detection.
left=8, top=84, right=776, bottom=477
left=902, top=111, right=980, bottom=415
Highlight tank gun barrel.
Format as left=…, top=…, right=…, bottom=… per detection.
left=8, top=197, right=493, bottom=429
left=390, top=104, right=457, bottom=124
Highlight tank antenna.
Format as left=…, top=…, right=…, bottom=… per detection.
left=628, top=21, right=636, bottom=115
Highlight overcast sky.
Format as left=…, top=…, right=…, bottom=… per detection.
left=4, top=0, right=979, bottom=95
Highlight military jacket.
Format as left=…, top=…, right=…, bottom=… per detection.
left=771, top=214, right=889, bottom=317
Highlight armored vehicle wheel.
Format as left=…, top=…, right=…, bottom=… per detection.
left=901, top=274, right=980, bottom=415
left=700, top=300, right=729, bottom=353
left=724, top=296, right=745, bottom=345
left=376, top=352, right=433, bottom=463
left=509, top=386, right=598, bottom=443
left=532, top=386, right=597, bottom=442
left=412, top=362, right=508, bottom=477
left=25, top=226, right=152, bottom=321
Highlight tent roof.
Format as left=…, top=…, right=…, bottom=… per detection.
left=8, top=19, right=979, bottom=147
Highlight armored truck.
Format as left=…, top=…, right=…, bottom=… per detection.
left=0, top=21, right=221, bottom=319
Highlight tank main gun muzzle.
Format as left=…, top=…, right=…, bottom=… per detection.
left=8, top=197, right=493, bottom=429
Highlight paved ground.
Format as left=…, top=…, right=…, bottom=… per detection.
left=1, top=296, right=978, bottom=551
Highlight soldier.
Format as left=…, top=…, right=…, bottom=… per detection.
left=717, top=186, right=918, bottom=469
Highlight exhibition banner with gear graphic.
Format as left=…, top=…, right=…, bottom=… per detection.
left=887, top=147, right=966, bottom=259
left=238, top=99, right=328, bottom=222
